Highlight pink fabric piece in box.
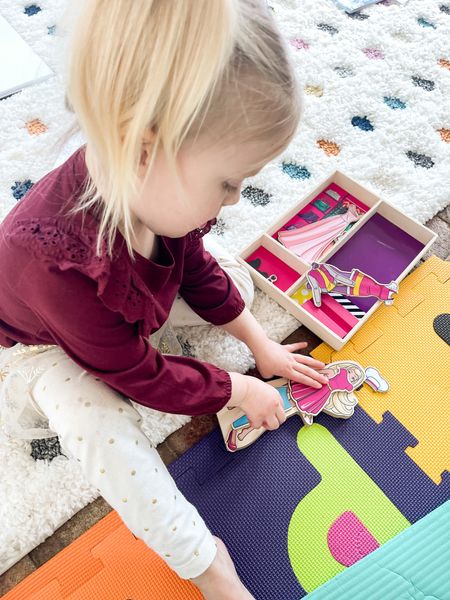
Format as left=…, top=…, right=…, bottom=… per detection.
left=301, top=294, right=358, bottom=338
left=245, top=246, right=300, bottom=292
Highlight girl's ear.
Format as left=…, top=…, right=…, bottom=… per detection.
left=139, top=145, right=149, bottom=168
left=139, top=127, right=158, bottom=168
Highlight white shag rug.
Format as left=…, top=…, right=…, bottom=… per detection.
left=1, top=0, right=449, bottom=576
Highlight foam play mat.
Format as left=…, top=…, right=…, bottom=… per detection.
left=4, top=256, right=449, bottom=598
left=2, top=510, right=202, bottom=599
left=307, top=499, right=450, bottom=600
left=168, top=256, right=449, bottom=597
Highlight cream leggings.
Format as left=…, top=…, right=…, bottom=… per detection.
left=0, top=235, right=254, bottom=579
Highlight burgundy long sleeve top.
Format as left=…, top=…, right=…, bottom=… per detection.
left=0, top=146, right=246, bottom=416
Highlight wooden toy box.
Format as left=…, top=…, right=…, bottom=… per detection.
left=239, top=171, right=437, bottom=350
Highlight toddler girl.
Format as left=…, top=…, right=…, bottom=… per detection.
left=0, top=1, right=327, bottom=598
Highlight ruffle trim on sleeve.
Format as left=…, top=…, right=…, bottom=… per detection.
left=7, top=216, right=156, bottom=338
left=186, top=218, right=217, bottom=244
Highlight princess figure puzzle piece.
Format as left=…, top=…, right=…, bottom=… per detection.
left=217, top=361, right=389, bottom=452
left=306, top=262, right=399, bottom=308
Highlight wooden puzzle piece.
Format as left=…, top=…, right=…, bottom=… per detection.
left=312, top=257, right=450, bottom=485
left=218, top=362, right=389, bottom=452
left=306, top=262, right=398, bottom=308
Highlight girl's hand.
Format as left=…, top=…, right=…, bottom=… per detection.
left=252, top=339, right=328, bottom=389
left=227, top=373, right=286, bottom=430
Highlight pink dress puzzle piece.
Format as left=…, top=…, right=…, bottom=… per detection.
left=289, top=368, right=353, bottom=415
left=278, top=210, right=360, bottom=263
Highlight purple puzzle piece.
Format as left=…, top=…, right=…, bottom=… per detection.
left=169, top=409, right=450, bottom=599
left=316, top=408, right=450, bottom=522
left=169, top=418, right=316, bottom=599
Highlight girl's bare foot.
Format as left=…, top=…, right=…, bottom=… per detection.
left=190, top=536, right=255, bottom=599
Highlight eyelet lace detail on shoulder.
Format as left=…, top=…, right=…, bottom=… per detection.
left=8, top=216, right=156, bottom=337
left=9, top=216, right=106, bottom=276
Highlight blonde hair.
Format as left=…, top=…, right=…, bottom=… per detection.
left=323, top=390, right=358, bottom=419
left=63, top=0, right=302, bottom=260
left=322, top=361, right=366, bottom=419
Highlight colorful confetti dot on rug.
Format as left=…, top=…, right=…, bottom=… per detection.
left=352, top=116, right=374, bottom=131
left=440, top=4, right=450, bottom=14
left=437, top=128, right=450, bottom=143
left=24, top=4, right=41, bottom=16
left=438, top=58, right=450, bottom=70
left=211, top=217, right=227, bottom=236
left=406, top=151, right=435, bottom=169
left=11, top=179, right=34, bottom=200
left=47, top=25, right=56, bottom=35
left=363, top=47, right=385, bottom=60
left=290, top=38, right=309, bottom=50
left=347, top=11, right=370, bottom=20
left=417, top=17, right=436, bottom=28
left=178, top=337, right=195, bottom=358
left=25, top=118, right=48, bottom=135
left=412, top=76, right=435, bottom=91
left=317, top=23, right=339, bottom=35
left=305, top=85, right=323, bottom=97
left=30, top=437, right=64, bottom=462
left=390, top=29, right=413, bottom=42
left=384, top=96, right=406, bottom=110
left=281, top=162, right=311, bottom=180
left=317, top=140, right=341, bottom=156
left=241, top=186, right=271, bottom=207
left=334, top=66, right=355, bottom=78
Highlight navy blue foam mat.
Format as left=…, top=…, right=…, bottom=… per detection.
left=169, top=418, right=315, bottom=599
left=168, top=407, right=450, bottom=599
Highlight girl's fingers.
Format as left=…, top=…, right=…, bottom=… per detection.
left=284, top=342, right=308, bottom=352
left=293, top=354, right=326, bottom=369
left=276, top=401, right=287, bottom=424
left=262, top=416, right=280, bottom=431
left=291, top=368, right=323, bottom=388
left=293, top=363, right=328, bottom=384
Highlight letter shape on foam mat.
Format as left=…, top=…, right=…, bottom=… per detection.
left=288, top=425, right=409, bottom=592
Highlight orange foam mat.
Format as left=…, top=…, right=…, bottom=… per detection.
left=4, top=510, right=202, bottom=599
